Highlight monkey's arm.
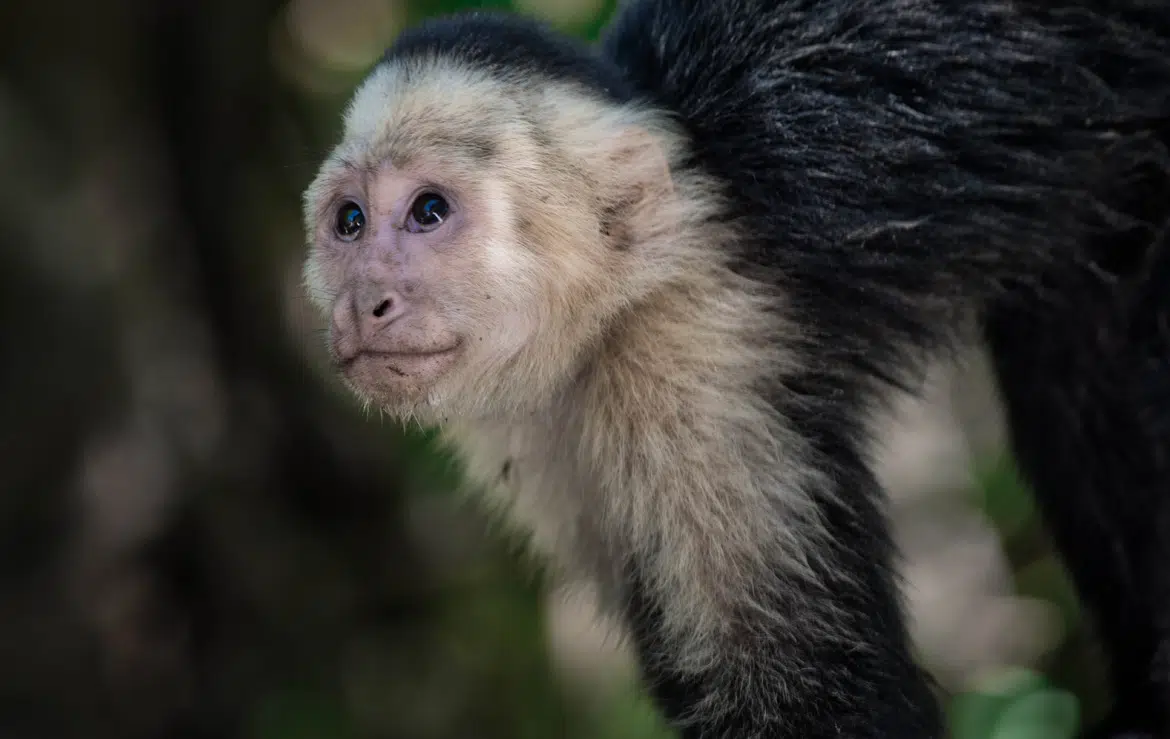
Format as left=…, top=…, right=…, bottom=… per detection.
left=620, top=410, right=943, bottom=739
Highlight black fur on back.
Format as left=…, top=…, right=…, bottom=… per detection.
left=603, top=0, right=1170, bottom=378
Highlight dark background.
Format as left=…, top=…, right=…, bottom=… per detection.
left=0, top=0, right=1112, bottom=737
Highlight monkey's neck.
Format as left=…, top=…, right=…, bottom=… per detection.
left=577, top=263, right=817, bottom=526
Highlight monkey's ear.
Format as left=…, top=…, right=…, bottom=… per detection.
left=605, top=125, right=676, bottom=200
left=598, top=126, right=676, bottom=246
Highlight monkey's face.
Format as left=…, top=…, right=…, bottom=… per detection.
left=303, top=157, right=558, bottom=421
left=301, top=151, right=639, bottom=423
left=302, top=62, right=680, bottom=422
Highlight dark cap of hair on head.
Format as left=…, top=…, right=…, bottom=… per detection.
left=379, top=12, right=635, bottom=104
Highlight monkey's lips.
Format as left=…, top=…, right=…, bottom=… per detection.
left=336, top=343, right=463, bottom=395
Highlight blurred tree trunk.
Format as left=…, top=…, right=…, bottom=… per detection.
left=0, top=2, right=445, bottom=738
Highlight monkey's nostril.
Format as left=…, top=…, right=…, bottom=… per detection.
left=372, top=298, right=393, bottom=318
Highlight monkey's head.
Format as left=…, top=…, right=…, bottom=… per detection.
left=302, top=14, right=695, bottom=422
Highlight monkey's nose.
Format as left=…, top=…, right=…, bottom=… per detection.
left=359, top=290, right=407, bottom=337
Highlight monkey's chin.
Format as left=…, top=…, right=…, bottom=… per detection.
left=338, top=346, right=462, bottom=414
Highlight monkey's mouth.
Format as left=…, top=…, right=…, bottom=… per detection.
left=335, top=342, right=463, bottom=390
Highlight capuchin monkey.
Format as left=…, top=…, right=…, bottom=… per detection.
left=300, top=1, right=1170, bottom=737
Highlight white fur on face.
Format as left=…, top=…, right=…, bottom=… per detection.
left=304, top=60, right=689, bottom=421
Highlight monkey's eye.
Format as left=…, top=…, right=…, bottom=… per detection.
left=407, top=192, right=449, bottom=232
left=335, top=201, right=366, bottom=240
